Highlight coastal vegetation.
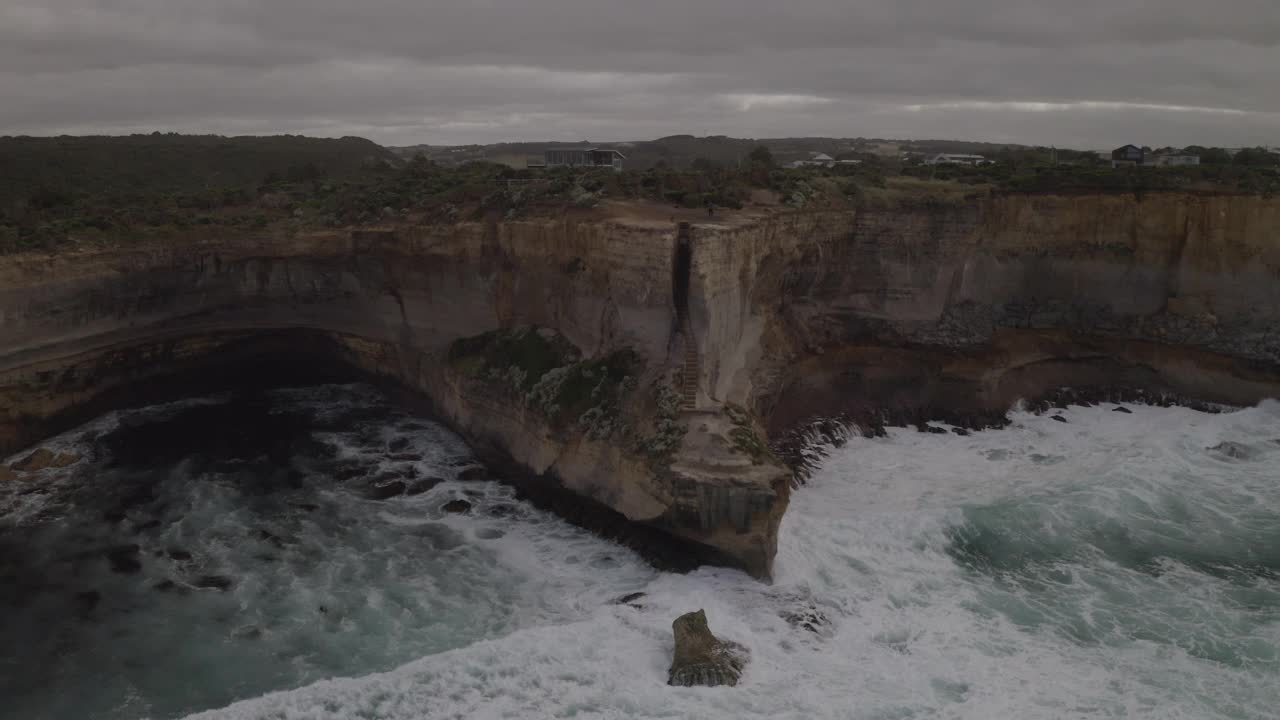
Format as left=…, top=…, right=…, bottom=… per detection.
left=902, top=154, right=1280, bottom=196
left=3, top=133, right=1277, bottom=254
left=635, top=380, right=688, bottom=471
left=447, top=327, right=689, bottom=467
left=448, top=327, right=640, bottom=438
left=725, top=404, right=779, bottom=466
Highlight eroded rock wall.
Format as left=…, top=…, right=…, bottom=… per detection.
left=0, top=218, right=790, bottom=578
left=683, top=193, right=1280, bottom=431
left=3, top=191, right=1279, bottom=578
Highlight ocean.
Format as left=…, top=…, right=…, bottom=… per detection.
left=2, top=384, right=1277, bottom=719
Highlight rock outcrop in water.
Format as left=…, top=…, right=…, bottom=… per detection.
left=10, top=447, right=80, bottom=472
left=2, top=192, right=1280, bottom=578
left=668, top=610, right=747, bottom=687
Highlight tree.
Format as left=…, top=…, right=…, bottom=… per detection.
left=1184, top=146, right=1232, bottom=164
left=691, top=156, right=719, bottom=174
left=1232, top=147, right=1280, bottom=167
left=747, top=145, right=776, bottom=169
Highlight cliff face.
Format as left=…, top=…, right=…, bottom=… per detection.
left=0, top=217, right=789, bottom=578
left=685, top=194, right=1280, bottom=430
left=3, top=192, right=1279, bottom=578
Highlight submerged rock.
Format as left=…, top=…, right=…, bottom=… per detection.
left=331, top=463, right=366, bottom=482
left=781, top=605, right=830, bottom=634
left=1208, top=441, right=1256, bottom=461
left=1112, top=406, right=1133, bottom=414
left=367, top=479, right=408, bottom=500
left=614, top=592, right=646, bottom=607
left=193, top=575, right=234, bottom=591
left=457, top=466, right=488, bottom=481
left=441, top=499, right=472, bottom=514
left=73, top=590, right=101, bottom=618
left=12, top=448, right=54, bottom=471
left=153, top=580, right=181, bottom=593
left=406, top=477, right=444, bottom=496
left=668, top=610, right=747, bottom=688
left=105, top=544, right=142, bottom=574
left=1050, top=415, right=1068, bottom=423
left=134, top=519, right=162, bottom=533
left=51, top=452, right=81, bottom=468
left=11, top=448, right=80, bottom=472
left=255, top=529, right=288, bottom=548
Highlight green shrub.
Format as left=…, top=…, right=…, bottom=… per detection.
left=635, top=380, right=687, bottom=469
left=449, top=328, right=641, bottom=436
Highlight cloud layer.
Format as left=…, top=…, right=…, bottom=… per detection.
left=3, top=1, right=1278, bottom=147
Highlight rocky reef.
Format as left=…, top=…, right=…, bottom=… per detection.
left=2, top=192, right=1279, bottom=578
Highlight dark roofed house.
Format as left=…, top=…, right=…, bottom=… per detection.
left=532, top=147, right=626, bottom=172
left=1111, top=144, right=1146, bottom=168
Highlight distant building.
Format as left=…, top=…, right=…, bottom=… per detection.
left=1111, top=144, right=1146, bottom=167
left=529, top=147, right=625, bottom=172
left=1152, top=153, right=1201, bottom=167
left=924, top=153, right=988, bottom=166
left=788, top=152, right=837, bottom=169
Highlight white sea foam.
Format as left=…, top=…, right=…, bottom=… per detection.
left=4, top=390, right=1277, bottom=718
left=171, top=400, right=1280, bottom=720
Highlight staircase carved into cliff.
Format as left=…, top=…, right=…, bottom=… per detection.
left=675, top=223, right=698, bottom=410
left=680, top=317, right=699, bottom=410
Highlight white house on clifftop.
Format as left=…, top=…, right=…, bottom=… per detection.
left=528, top=147, right=625, bottom=172
left=924, top=153, right=988, bottom=166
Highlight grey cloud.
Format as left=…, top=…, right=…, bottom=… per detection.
left=2, top=0, right=1277, bottom=147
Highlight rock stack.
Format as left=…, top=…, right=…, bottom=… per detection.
left=667, top=610, right=747, bottom=688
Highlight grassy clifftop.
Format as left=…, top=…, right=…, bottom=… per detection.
left=0, top=134, right=399, bottom=252
left=5, top=133, right=1276, bottom=256
left=1, top=134, right=397, bottom=200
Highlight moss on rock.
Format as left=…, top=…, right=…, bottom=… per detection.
left=725, top=404, right=777, bottom=466
left=635, top=379, right=687, bottom=470
left=447, top=327, right=578, bottom=392
left=449, top=327, right=640, bottom=437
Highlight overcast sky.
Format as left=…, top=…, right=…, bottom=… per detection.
left=2, top=1, right=1278, bottom=148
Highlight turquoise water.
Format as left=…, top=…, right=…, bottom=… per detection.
left=2, top=388, right=1278, bottom=719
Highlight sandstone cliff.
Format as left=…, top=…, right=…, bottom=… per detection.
left=0, top=215, right=789, bottom=578
left=687, top=193, right=1280, bottom=431
left=3, top=192, right=1279, bottom=578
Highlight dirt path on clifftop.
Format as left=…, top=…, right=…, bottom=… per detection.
left=592, top=193, right=782, bottom=230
